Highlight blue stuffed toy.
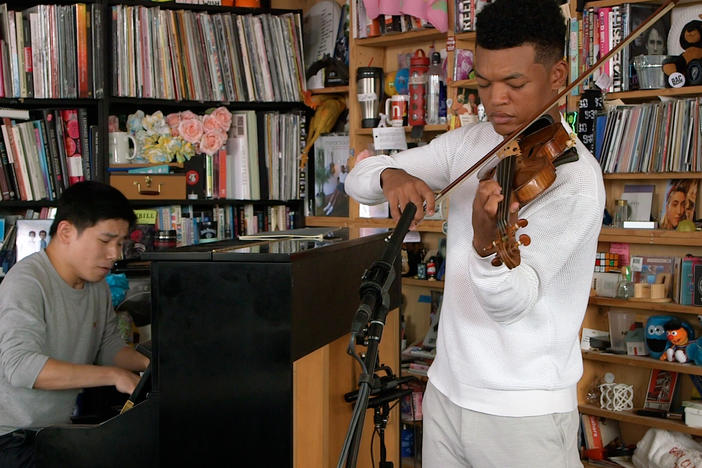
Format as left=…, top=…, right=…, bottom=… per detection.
left=687, top=339, right=702, bottom=365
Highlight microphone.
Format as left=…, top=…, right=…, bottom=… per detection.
left=350, top=202, right=417, bottom=336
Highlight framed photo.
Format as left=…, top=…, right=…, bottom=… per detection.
left=659, top=178, right=699, bottom=230
left=644, top=369, right=679, bottom=411
left=313, top=134, right=350, bottom=217
left=16, top=220, right=53, bottom=262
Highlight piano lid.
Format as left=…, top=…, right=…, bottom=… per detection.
left=140, top=227, right=358, bottom=262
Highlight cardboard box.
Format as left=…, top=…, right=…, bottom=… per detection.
left=110, top=175, right=186, bottom=200
left=593, top=272, right=620, bottom=298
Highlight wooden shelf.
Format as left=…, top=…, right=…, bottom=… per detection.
left=579, top=404, right=702, bottom=436
left=304, top=216, right=353, bottom=227
left=448, top=79, right=477, bottom=89
left=307, top=216, right=444, bottom=232
left=356, top=29, right=446, bottom=47
left=582, top=350, right=702, bottom=376
left=354, top=124, right=448, bottom=135
left=109, top=96, right=307, bottom=111
left=350, top=218, right=445, bottom=232
left=598, top=228, right=702, bottom=246
left=454, top=31, right=476, bottom=41
left=584, top=0, right=666, bottom=7
left=402, top=278, right=445, bottom=289
left=109, top=162, right=184, bottom=169
left=128, top=198, right=299, bottom=207
left=0, top=200, right=58, bottom=209
left=606, top=85, right=702, bottom=102
left=309, top=86, right=349, bottom=95
left=109, top=0, right=270, bottom=14
left=0, top=97, right=98, bottom=106
left=603, top=172, right=702, bottom=180
left=589, top=296, right=702, bottom=315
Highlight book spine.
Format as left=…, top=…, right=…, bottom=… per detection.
left=218, top=147, right=226, bottom=199
left=49, top=5, right=61, bottom=98
left=111, top=6, right=119, bottom=96
left=52, top=109, right=69, bottom=191
left=41, top=109, right=63, bottom=195
left=21, top=11, right=32, bottom=98
left=0, top=138, right=17, bottom=199
left=33, top=120, right=55, bottom=200
left=13, top=123, right=39, bottom=200
left=610, top=6, right=621, bottom=93
left=77, top=108, right=90, bottom=180
left=7, top=12, right=19, bottom=97
left=204, top=153, right=213, bottom=199
left=0, top=137, right=10, bottom=199
left=3, top=118, right=29, bottom=200
left=14, top=12, right=26, bottom=98
left=90, top=3, right=102, bottom=98
left=84, top=4, right=93, bottom=98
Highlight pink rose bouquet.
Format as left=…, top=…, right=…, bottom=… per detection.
left=126, top=107, right=234, bottom=163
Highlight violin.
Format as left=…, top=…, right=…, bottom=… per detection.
left=485, top=116, right=579, bottom=269
left=431, top=0, right=679, bottom=269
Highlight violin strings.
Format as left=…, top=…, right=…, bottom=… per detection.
left=496, top=156, right=514, bottom=235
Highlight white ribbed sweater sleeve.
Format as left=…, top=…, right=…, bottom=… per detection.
left=344, top=134, right=457, bottom=206
left=467, top=164, right=605, bottom=324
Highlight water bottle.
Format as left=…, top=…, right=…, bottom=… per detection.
left=426, top=52, right=442, bottom=124
left=613, top=199, right=629, bottom=228
left=408, top=49, right=429, bottom=126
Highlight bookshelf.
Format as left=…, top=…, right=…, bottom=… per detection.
left=582, top=0, right=702, bottom=443
left=303, top=0, right=470, bottom=236
left=0, top=0, right=312, bottom=247
left=304, top=0, right=702, bottom=464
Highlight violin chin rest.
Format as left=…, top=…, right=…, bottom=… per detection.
left=553, top=147, right=579, bottom=167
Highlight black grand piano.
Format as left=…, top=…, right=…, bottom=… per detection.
left=34, top=229, right=400, bottom=467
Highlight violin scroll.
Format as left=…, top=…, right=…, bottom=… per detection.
left=489, top=218, right=530, bottom=269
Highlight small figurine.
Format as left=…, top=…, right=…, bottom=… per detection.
left=645, top=315, right=695, bottom=359
left=426, top=257, right=437, bottom=280
left=661, top=318, right=692, bottom=363
left=663, top=15, right=702, bottom=87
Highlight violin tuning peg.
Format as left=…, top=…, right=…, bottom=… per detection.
left=491, top=257, right=503, bottom=267
left=518, top=234, right=531, bottom=247
left=516, top=219, right=528, bottom=228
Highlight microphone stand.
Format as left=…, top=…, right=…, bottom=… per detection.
left=337, top=202, right=417, bottom=468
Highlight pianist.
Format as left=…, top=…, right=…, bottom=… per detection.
left=0, top=181, right=150, bottom=468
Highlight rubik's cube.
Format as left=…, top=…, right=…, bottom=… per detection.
left=594, top=252, right=620, bottom=273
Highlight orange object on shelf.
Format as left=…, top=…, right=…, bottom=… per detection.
left=234, top=0, right=260, bottom=7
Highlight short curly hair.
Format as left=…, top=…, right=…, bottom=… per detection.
left=476, top=0, right=566, bottom=65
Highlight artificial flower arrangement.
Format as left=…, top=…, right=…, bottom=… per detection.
left=119, top=107, right=233, bottom=163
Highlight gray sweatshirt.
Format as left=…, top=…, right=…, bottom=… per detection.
left=0, top=250, right=126, bottom=435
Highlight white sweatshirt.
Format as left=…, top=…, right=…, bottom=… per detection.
left=345, top=120, right=605, bottom=416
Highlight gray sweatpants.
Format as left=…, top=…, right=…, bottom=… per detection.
left=422, top=381, right=583, bottom=468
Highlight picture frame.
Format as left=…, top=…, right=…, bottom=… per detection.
left=15, top=219, right=53, bottom=262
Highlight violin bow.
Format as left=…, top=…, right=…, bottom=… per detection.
left=433, top=0, right=680, bottom=206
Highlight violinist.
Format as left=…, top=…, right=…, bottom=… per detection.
left=345, top=0, right=605, bottom=466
